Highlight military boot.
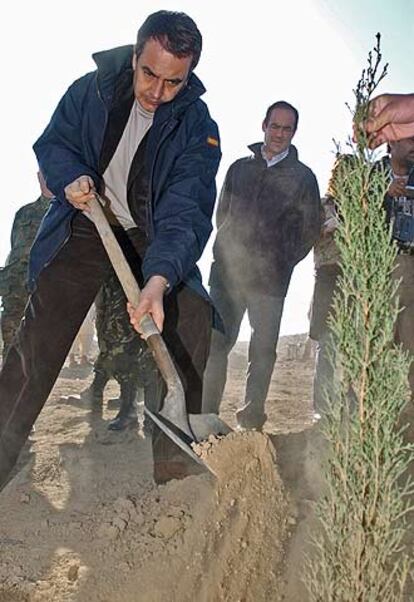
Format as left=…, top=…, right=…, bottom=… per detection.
left=107, top=381, right=138, bottom=431
left=79, top=370, right=108, bottom=408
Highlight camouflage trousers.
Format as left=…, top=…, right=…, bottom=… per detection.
left=94, top=269, right=158, bottom=390
left=1, top=290, right=28, bottom=357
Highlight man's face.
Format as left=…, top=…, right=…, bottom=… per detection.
left=132, top=38, right=193, bottom=113
left=390, top=136, right=414, bottom=166
left=262, top=108, right=296, bottom=157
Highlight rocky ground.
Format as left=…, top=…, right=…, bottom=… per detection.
left=0, top=334, right=321, bottom=601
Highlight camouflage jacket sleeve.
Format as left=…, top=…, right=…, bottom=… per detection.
left=1, top=196, right=49, bottom=294
left=313, top=195, right=341, bottom=268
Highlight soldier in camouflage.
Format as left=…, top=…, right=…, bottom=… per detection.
left=0, top=173, right=52, bottom=356
left=81, top=268, right=159, bottom=431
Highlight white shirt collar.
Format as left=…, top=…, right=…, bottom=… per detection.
left=261, top=145, right=290, bottom=167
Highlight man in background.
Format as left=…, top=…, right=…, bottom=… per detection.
left=202, top=101, right=320, bottom=429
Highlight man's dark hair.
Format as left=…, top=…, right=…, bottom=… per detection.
left=135, top=11, right=202, bottom=71
left=264, top=101, right=299, bottom=130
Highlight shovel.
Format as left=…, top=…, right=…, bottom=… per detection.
left=89, top=195, right=231, bottom=468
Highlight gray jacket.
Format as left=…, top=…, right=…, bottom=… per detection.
left=210, top=143, right=321, bottom=297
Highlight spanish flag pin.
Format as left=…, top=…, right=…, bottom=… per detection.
left=207, top=136, right=219, bottom=147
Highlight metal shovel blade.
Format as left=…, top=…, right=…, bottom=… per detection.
left=188, top=413, right=232, bottom=441
left=144, top=408, right=203, bottom=465
left=144, top=407, right=232, bottom=471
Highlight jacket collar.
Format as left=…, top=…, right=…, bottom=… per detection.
left=248, top=142, right=299, bottom=164
left=154, top=72, right=205, bottom=124
left=93, top=45, right=134, bottom=106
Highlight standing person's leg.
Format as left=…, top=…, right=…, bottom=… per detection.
left=313, top=330, right=336, bottom=414
left=91, top=261, right=155, bottom=429
left=309, top=264, right=340, bottom=415
left=0, top=215, right=110, bottom=488
left=68, top=332, right=81, bottom=367
left=236, top=293, right=285, bottom=429
left=202, top=283, right=245, bottom=414
left=1, top=294, right=28, bottom=358
left=80, top=284, right=112, bottom=405
left=108, top=336, right=148, bottom=431
left=108, top=376, right=140, bottom=430
left=306, top=265, right=340, bottom=499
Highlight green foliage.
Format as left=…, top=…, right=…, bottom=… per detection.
left=305, top=35, right=414, bottom=601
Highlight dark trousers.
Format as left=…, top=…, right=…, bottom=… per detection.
left=202, top=279, right=285, bottom=415
left=309, top=264, right=340, bottom=342
left=393, top=254, right=414, bottom=396
left=0, top=214, right=211, bottom=486
left=309, top=264, right=340, bottom=412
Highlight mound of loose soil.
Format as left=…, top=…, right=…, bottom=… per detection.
left=0, top=337, right=315, bottom=601
left=0, top=428, right=288, bottom=602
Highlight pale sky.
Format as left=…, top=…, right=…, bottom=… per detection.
left=0, top=0, right=413, bottom=338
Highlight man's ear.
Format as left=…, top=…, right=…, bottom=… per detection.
left=262, top=120, right=266, bottom=133
left=132, top=52, right=137, bottom=70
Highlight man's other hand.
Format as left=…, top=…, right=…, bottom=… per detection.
left=127, top=275, right=169, bottom=335
left=388, top=176, right=409, bottom=198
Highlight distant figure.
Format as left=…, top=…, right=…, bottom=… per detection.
left=301, top=336, right=315, bottom=362
left=68, top=305, right=96, bottom=367
left=202, top=101, right=321, bottom=429
left=286, top=342, right=302, bottom=361
left=0, top=172, right=53, bottom=356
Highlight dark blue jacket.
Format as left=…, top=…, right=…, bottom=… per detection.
left=31, top=45, right=221, bottom=297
